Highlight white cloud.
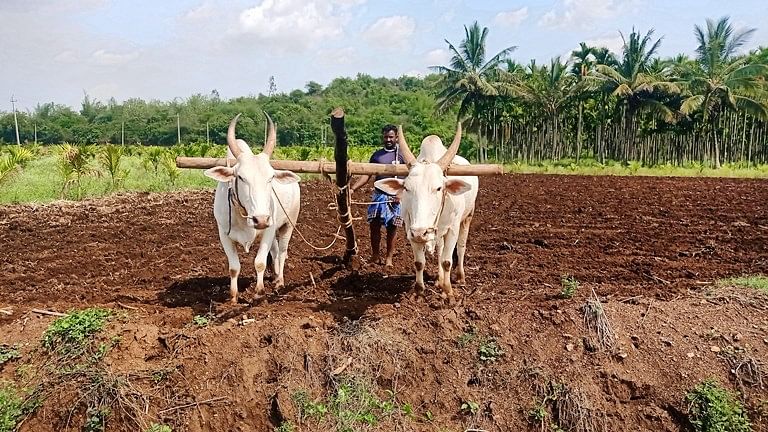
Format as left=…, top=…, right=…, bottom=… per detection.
left=92, top=49, right=140, bottom=66
left=494, top=7, right=529, bottom=27
left=425, top=48, right=449, bottom=66
left=583, top=35, right=624, bottom=55
left=538, top=0, right=636, bottom=29
left=362, top=15, right=416, bottom=50
left=315, top=47, right=358, bottom=65
left=332, top=0, right=367, bottom=7
left=183, top=3, right=216, bottom=21
left=237, top=0, right=349, bottom=52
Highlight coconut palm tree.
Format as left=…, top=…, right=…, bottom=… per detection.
left=680, top=16, right=768, bottom=167
left=589, top=28, right=680, bottom=160
left=501, top=57, right=583, bottom=159
left=431, top=21, right=516, bottom=120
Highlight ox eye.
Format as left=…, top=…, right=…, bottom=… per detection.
left=436, top=186, right=442, bottom=192
left=237, top=175, right=244, bottom=181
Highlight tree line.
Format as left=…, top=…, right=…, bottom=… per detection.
left=1, top=16, right=766, bottom=167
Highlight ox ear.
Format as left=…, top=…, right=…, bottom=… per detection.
left=274, top=170, right=301, bottom=184
left=204, top=166, right=235, bottom=183
left=444, top=178, right=472, bottom=196
left=374, top=178, right=405, bottom=196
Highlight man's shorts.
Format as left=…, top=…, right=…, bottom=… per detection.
left=367, top=189, right=403, bottom=228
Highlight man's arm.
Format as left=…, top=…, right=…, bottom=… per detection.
left=350, top=175, right=371, bottom=193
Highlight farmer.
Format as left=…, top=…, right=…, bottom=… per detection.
left=350, top=124, right=405, bottom=267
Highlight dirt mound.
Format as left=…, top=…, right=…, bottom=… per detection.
left=1, top=174, right=768, bottom=431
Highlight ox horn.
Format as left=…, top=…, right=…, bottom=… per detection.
left=436, top=122, right=462, bottom=170
left=263, top=111, right=277, bottom=157
left=227, top=113, right=243, bottom=159
left=397, top=125, right=417, bottom=166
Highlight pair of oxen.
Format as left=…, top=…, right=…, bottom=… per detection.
left=205, top=113, right=478, bottom=306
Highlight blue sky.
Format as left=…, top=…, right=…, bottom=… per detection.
left=2, top=0, right=767, bottom=111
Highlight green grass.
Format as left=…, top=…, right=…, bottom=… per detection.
left=686, top=379, right=751, bottom=432
left=0, top=144, right=380, bottom=205
left=505, top=159, right=768, bottom=178
left=41, top=308, right=113, bottom=355
left=717, top=275, right=768, bottom=294
left=0, top=384, right=23, bottom=432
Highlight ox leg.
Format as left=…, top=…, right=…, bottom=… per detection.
left=274, top=224, right=294, bottom=289
left=411, top=242, right=427, bottom=298
left=253, top=235, right=273, bottom=301
left=269, top=239, right=280, bottom=286
left=439, top=230, right=460, bottom=306
left=434, top=236, right=444, bottom=288
left=218, top=230, right=241, bottom=304
left=456, top=214, right=473, bottom=285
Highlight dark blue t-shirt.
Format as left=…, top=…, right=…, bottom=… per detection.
left=370, top=148, right=405, bottom=181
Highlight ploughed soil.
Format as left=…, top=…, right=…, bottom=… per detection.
left=1, top=174, right=768, bottom=432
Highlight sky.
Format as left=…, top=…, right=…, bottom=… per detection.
left=2, top=0, right=767, bottom=112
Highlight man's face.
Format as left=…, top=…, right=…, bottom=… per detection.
left=382, top=130, right=397, bottom=150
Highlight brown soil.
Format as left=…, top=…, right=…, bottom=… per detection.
left=1, top=174, right=768, bottom=432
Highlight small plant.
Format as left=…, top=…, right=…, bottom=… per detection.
left=57, top=143, right=101, bottom=199
left=686, top=379, right=751, bottom=432
left=141, top=147, right=164, bottom=175
left=560, top=274, right=580, bottom=299
left=457, top=325, right=477, bottom=347
left=292, top=390, right=328, bottom=421
left=98, top=144, right=130, bottom=190
left=41, top=308, right=112, bottom=355
left=478, top=338, right=505, bottom=362
left=83, top=406, right=110, bottom=432
left=161, top=152, right=181, bottom=185
left=192, top=314, right=210, bottom=327
left=0, top=384, right=23, bottom=432
left=146, top=424, right=173, bottom=432
left=273, top=421, right=295, bottom=432
left=460, top=400, right=479, bottom=416
left=0, top=345, right=20, bottom=365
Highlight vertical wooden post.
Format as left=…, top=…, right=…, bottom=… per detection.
left=330, top=107, right=358, bottom=267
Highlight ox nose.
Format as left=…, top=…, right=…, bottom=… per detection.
left=251, top=215, right=271, bottom=229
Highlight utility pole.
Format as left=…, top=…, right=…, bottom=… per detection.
left=10, top=95, right=20, bottom=145
left=206, top=122, right=210, bottom=144
left=34, top=122, right=37, bottom=144
left=176, top=113, right=181, bottom=144
left=121, top=122, right=125, bottom=145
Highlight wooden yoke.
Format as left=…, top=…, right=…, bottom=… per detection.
left=330, top=108, right=358, bottom=268
left=176, top=158, right=505, bottom=176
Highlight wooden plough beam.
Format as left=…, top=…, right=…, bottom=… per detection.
left=175, top=157, right=504, bottom=176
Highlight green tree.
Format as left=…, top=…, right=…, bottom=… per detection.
left=680, top=16, right=768, bottom=167
left=431, top=21, right=516, bottom=120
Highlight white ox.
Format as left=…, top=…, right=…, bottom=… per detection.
left=204, top=113, right=301, bottom=304
left=374, top=124, right=478, bottom=305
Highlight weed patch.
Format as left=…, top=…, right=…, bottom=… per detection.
left=41, top=308, right=112, bottom=356
left=686, top=379, right=751, bottom=432
left=0, top=345, right=20, bottom=366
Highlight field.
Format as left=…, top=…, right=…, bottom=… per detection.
left=1, top=173, right=768, bottom=431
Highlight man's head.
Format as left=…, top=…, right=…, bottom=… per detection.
left=381, top=124, right=397, bottom=151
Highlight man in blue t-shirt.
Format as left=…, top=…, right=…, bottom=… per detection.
left=350, top=124, right=405, bottom=267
